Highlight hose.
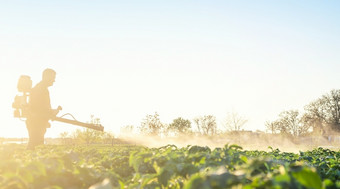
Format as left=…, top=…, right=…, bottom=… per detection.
left=59, top=113, right=79, bottom=122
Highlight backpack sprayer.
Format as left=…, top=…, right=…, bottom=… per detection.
left=12, top=75, right=104, bottom=131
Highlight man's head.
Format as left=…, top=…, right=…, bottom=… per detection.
left=42, top=68, right=56, bottom=87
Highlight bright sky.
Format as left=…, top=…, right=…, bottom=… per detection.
left=1, top=1, right=340, bottom=138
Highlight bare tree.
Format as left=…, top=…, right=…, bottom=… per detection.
left=303, top=99, right=327, bottom=134
left=139, top=112, right=164, bottom=136
left=265, top=120, right=279, bottom=134
left=268, top=110, right=311, bottom=137
left=193, top=115, right=217, bottom=136
left=59, top=131, right=70, bottom=145
left=72, top=128, right=103, bottom=145
left=326, top=90, right=340, bottom=123
left=278, top=110, right=301, bottom=137
left=167, top=117, right=192, bottom=136
left=224, top=111, right=248, bottom=132
left=70, top=115, right=104, bottom=145
left=321, top=89, right=340, bottom=131
left=303, top=89, right=340, bottom=133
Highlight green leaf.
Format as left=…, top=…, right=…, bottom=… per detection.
left=274, top=174, right=290, bottom=183
left=322, top=179, right=333, bottom=188
left=292, top=168, right=322, bottom=189
left=199, top=157, right=206, bottom=165
left=118, top=180, right=125, bottom=189
left=184, top=174, right=209, bottom=189
left=240, top=156, right=248, bottom=164
left=158, top=168, right=174, bottom=186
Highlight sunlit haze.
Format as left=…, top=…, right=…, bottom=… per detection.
left=1, top=1, right=340, bottom=138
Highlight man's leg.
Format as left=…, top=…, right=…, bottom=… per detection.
left=27, top=126, right=36, bottom=150
left=26, top=123, right=46, bottom=150
left=36, top=127, right=46, bottom=146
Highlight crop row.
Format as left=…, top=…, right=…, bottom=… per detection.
left=0, top=144, right=339, bottom=189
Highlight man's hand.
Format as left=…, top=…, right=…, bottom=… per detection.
left=57, top=106, right=62, bottom=111
left=51, top=106, right=62, bottom=118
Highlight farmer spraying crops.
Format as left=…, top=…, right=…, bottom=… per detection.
left=25, top=68, right=61, bottom=150
left=12, top=69, right=104, bottom=150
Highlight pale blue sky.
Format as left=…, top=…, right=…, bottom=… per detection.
left=1, top=1, right=340, bottom=137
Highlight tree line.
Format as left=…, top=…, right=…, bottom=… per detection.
left=265, top=89, right=340, bottom=137
left=121, top=111, right=248, bottom=137
left=130, top=89, right=340, bottom=138
left=61, top=89, right=340, bottom=144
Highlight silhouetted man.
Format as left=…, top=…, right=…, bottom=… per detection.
left=26, top=68, right=60, bottom=150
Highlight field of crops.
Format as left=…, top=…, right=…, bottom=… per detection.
left=0, top=144, right=339, bottom=189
